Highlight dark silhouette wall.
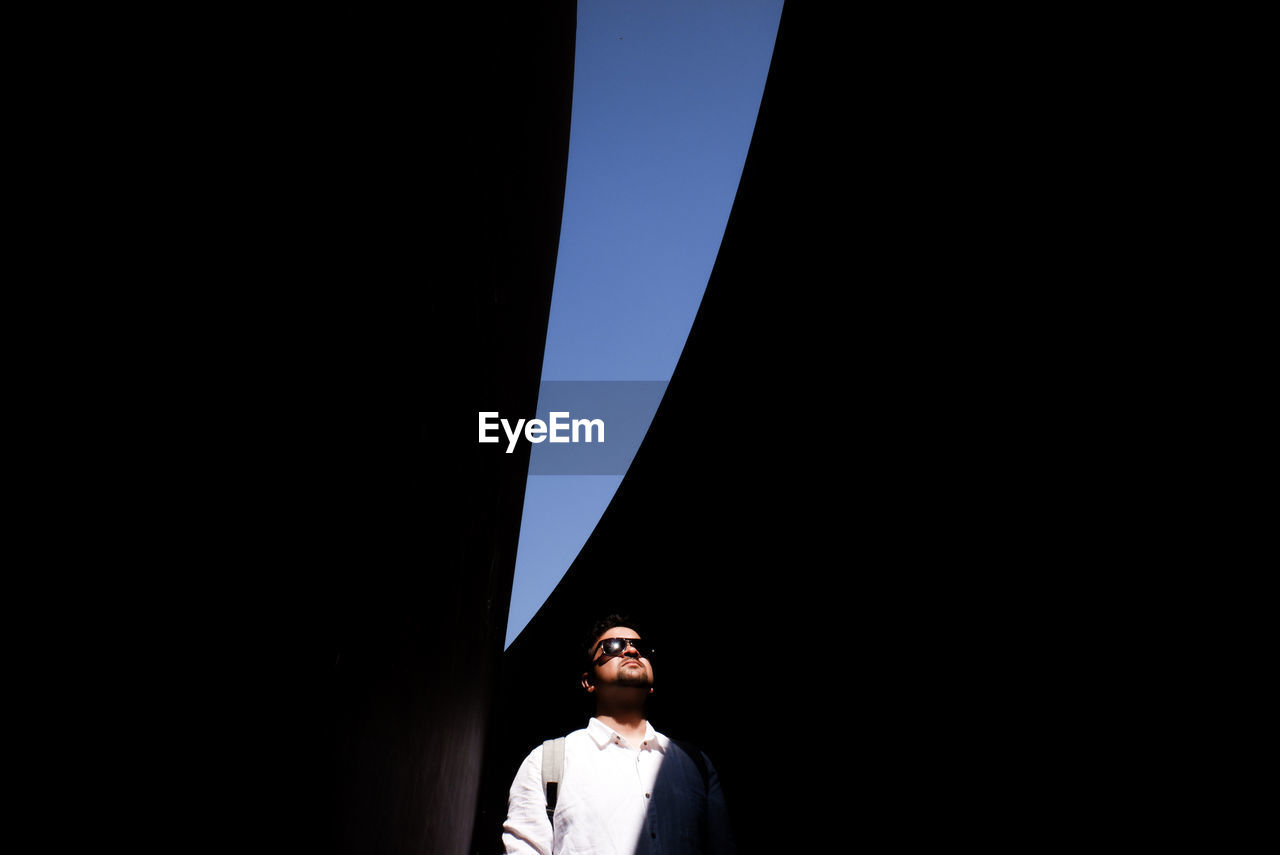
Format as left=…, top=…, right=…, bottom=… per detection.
left=321, top=6, right=578, bottom=855
left=164, top=5, right=580, bottom=855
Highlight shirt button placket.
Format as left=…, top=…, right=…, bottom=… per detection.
left=641, top=752, right=658, bottom=848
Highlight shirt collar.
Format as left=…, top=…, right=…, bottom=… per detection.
left=586, top=717, right=669, bottom=752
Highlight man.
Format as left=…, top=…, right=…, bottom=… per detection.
left=502, top=615, right=735, bottom=855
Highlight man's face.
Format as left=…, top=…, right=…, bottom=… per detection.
left=585, top=625, right=654, bottom=691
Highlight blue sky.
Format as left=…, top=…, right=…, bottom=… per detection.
left=505, top=0, right=784, bottom=648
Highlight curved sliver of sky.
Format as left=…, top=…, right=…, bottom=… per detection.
left=505, top=0, right=784, bottom=649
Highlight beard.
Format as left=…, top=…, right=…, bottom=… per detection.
left=614, top=661, right=652, bottom=688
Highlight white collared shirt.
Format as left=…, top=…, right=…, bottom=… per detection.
left=503, top=717, right=735, bottom=855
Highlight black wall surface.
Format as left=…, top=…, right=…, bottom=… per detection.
left=313, top=6, right=578, bottom=855
left=138, top=5, right=578, bottom=855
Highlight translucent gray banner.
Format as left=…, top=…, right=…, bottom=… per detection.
left=478, top=381, right=668, bottom=475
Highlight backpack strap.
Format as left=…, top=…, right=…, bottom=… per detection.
left=670, top=739, right=711, bottom=793
left=541, top=737, right=566, bottom=824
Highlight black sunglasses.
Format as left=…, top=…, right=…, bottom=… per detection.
left=592, top=637, right=655, bottom=662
